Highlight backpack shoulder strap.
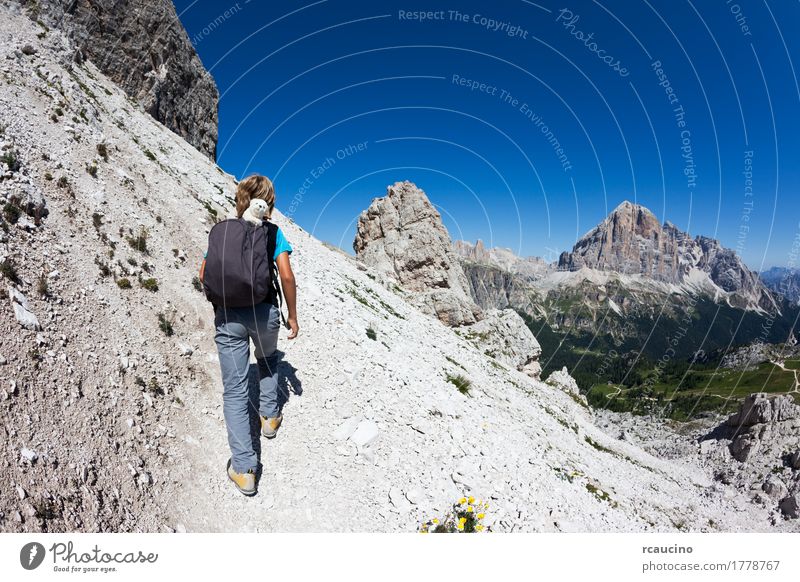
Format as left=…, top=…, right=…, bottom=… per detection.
left=263, top=221, right=286, bottom=326
left=265, top=221, right=278, bottom=263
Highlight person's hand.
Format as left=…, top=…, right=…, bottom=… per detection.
left=286, top=317, right=299, bottom=339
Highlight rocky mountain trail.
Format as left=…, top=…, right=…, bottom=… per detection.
left=0, top=4, right=797, bottom=533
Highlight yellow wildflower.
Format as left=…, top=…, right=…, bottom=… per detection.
left=466, top=506, right=474, bottom=513
left=432, top=518, right=439, bottom=524
left=468, top=496, right=475, bottom=504
left=477, top=513, right=485, bottom=520
left=459, top=517, right=467, bottom=524
left=456, top=523, right=464, bottom=531
left=459, top=497, right=467, bottom=504
left=476, top=525, right=484, bottom=532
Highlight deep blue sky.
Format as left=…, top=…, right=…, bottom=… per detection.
left=174, top=0, right=800, bottom=269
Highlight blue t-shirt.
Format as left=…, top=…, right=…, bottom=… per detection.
left=273, top=227, right=292, bottom=260
left=203, top=226, right=292, bottom=261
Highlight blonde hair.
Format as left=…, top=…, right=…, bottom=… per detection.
left=235, top=174, right=275, bottom=219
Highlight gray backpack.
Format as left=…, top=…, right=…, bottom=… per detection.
left=203, top=218, right=280, bottom=309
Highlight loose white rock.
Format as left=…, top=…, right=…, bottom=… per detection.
left=350, top=420, right=379, bottom=448
left=20, top=448, right=37, bottom=462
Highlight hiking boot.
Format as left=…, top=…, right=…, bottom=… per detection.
left=260, top=414, right=283, bottom=439
left=226, top=459, right=256, bottom=496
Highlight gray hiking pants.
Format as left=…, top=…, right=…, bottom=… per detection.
left=214, top=302, right=281, bottom=473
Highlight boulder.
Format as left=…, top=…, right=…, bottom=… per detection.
left=762, top=477, right=788, bottom=501
left=546, top=367, right=581, bottom=396
left=333, top=417, right=361, bottom=441
left=729, top=433, right=758, bottom=462
left=8, top=287, right=41, bottom=331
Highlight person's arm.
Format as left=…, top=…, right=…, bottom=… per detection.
left=276, top=252, right=298, bottom=339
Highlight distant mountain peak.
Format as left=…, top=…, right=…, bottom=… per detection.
left=611, top=199, right=656, bottom=216
left=559, top=201, right=776, bottom=312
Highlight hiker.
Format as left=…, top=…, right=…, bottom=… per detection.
left=199, top=174, right=299, bottom=496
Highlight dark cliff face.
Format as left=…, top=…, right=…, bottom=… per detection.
left=21, top=0, right=219, bottom=159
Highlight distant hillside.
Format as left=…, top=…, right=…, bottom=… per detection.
left=762, top=267, right=800, bottom=306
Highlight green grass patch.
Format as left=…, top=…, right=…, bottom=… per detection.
left=447, top=373, right=472, bottom=396
left=157, top=312, right=174, bottom=336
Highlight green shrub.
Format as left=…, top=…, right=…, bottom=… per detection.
left=1, top=149, right=20, bottom=172
left=147, top=377, right=165, bottom=396
left=57, top=176, right=68, bottom=188
left=116, top=278, right=132, bottom=289
left=157, top=312, right=174, bottom=336
left=3, top=202, right=21, bottom=224
left=92, top=212, right=102, bottom=229
left=447, top=373, right=472, bottom=396
left=191, top=276, right=203, bottom=292
left=366, top=327, right=377, bottom=341
left=95, top=257, right=111, bottom=278
left=0, top=259, right=20, bottom=283
left=86, top=163, right=98, bottom=177
left=96, top=143, right=108, bottom=161
left=140, top=277, right=158, bottom=292
left=125, top=227, right=149, bottom=254
left=44, top=172, right=53, bottom=181
left=143, top=149, right=156, bottom=162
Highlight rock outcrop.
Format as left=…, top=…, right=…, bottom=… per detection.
left=465, top=309, right=542, bottom=377
left=726, top=393, right=800, bottom=431
left=354, top=181, right=481, bottom=327
left=696, top=394, right=800, bottom=519
left=14, top=0, right=219, bottom=159
left=557, top=201, right=775, bottom=312
left=353, top=182, right=544, bottom=378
